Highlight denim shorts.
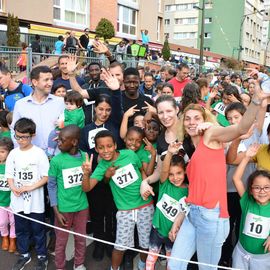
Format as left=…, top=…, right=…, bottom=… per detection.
left=149, top=227, right=173, bottom=253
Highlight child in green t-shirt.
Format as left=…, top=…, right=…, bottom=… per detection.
left=0, top=137, right=15, bottom=253
left=47, top=91, right=85, bottom=157
left=145, top=142, right=189, bottom=270
left=82, top=130, right=154, bottom=270
left=0, top=111, right=11, bottom=139
left=232, top=144, right=270, bottom=270
left=124, top=126, right=157, bottom=176
left=48, top=125, right=88, bottom=270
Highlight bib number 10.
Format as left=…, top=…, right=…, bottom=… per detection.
left=249, top=222, right=263, bottom=234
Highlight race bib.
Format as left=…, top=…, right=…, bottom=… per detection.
left=0, top=174, right=9, bottom=191
left=179, top=196, right=190, bottom=216
left=112, top=164, right=138, bottom=188
left=243, top=212, right=270, bottom=239
left=17, top=165, right=38, bottom=186
left=88, top=127, right=107, bottom=149
left=213, top=103, right=226, bottom=115
left=62, top=166, right=83, bottom=189
left=156, top=194, right=180, bottom=222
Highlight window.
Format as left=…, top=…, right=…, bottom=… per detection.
left=157, top=17, right=162, bottom=41
left=205, top=17, right=212, bottom=24
left=204, top=32, right=211, bottom=38
left=117, top=5, right=137, bottom=36
left=173, top=32, right=196, bottom=39
left=175, top=18, right=197, bottom=25
left=205, top=2, right=213, bottom=9
left=175, top=3, right=199, bottom=10
left=165, top=19, right=170, bottom=25
left=0, top=0, right=3, bottom=11
left=165, top=5, right=176, bottom=11
left=53, top=0, right=88, bottom=27
left=204, top=47, right=210, bottom=51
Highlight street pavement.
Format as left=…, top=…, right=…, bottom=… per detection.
left=0, top=235, right=166, bottom=270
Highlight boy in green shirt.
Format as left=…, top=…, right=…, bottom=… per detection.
left=82, top=130, right=154, bottom=270
left=48, top=125, right=88, bottom=270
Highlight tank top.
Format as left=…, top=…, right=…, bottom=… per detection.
left=186, top=137, right=229, bottom=218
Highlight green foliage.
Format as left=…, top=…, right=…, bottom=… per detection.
left=95, top=18, right=115, bottom=40
left=7, top=13, right=20, bottom=47
left=162, top=38, right=171, bottom=61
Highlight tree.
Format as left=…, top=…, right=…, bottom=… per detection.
left=162, top=36, right=171, bottom=61
left=6, top=13, right=20, bottom=46
left=95, top=18, right=115, bottom=40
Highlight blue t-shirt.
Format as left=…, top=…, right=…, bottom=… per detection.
left=53, top=76, right=85, bottom=91
left=54, top=40, right=64, bottom=55
left=141, top=32, right=149, bottom=44
left=4, top=83, right=32, bottom=111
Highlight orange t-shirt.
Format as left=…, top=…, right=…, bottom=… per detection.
left=186, top=137, right=229, bottom=218
left=168, top=77, right=191, bottom=97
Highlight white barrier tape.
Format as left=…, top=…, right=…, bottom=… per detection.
left=0, top=206, right=241, bottom=270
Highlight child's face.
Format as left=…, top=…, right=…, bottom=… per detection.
left=95, top=136, right=117, bottom=161
left=168, top=165, right=185, bottom=187
left=54, top=87, right=67, bottom=97
left=222, top=93, right=231, bottom=105
left=65, top=101, right=78, bottom=111
left=125, top=130, right=143, bottom=152
left=0, top=147, right=9, bottom=163
left=250, top=176, right=270, bottom=205
left=134, top=115, right=145, bottom=129
left=161, top=86, right=174, bottom=96
left=226, top=109, right=242, bottom=125
left=240, top=93, right=251, bottom=108
left=57, top=132, right=75, bottom=153
left=144, top=121, right=159, bottom=142
left=14, top=131, right=33, bottom=149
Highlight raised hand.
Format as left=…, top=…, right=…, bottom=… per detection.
left=167, top=141, right=182, bottom=155
left=82, top=153, right=93, bottom=175
left=245, top=143, right=260, bottom=158
left=66, top=54, right=78, bottom=74
left=142, top=101, right=157, bottom=114
left=124, top=105, right=140, bottom=118
left=92, top=41, right=109, bottom=54
left=196, top=122, right=213, bottom=135
left=102, top=68, right=120, bottom=90
left=143, top=137, right=155, bottom=155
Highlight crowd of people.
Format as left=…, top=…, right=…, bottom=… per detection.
left=0, top=40, right=269, bottom=270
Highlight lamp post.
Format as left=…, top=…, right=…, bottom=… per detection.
left=194, top=0, right=205, bottom=74
left=238, top=9, right=265, bottom=61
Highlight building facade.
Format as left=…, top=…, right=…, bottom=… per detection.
left=164, top=0, right=199, bottom=48
left=0, top=0, right=164, bottom=49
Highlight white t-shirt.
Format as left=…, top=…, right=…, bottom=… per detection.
left=259, top=112, right=270, bottom=144
left=5, top=145, right=49, bottom=214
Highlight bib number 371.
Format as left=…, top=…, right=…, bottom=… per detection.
left=112, top=164, right=138, bottom=188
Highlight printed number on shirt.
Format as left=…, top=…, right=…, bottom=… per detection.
left=0, top=174, right=9, bottom=191
left=17, top=165, right=37, bottom=185
left=243, top=212, right=270, bottom=239
left=157, top=194, right=180, bottom=222
left=112, top=164, right=138, bottom=188
left=214, top=102, right=226, bottom=115
left=62, top=166, right=83, bottom=189
left=88, top=127, right=107, bottom=149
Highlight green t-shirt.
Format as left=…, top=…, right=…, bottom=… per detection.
left=64, top=107, right=85, bottom=128
left=136, top=144, right=150, bottom=164
left=48, top=151, right=88, bottom=213
left=239, top=191, right=270, bottom=254
left=211, top=101, right=230, bottom=127
left=152, top=180, right=188, bottom=237
left=131, top=43, right=140, bottom=57
left=0, top=130, right=11, bottom=139
left=0, top=163, right=10, bottom=207
left=91, top=149, right=152, bottom=210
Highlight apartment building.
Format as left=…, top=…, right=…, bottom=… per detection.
left=164, top=0, right=199, bottom=48
left=0, top=0, right=164, bottom=49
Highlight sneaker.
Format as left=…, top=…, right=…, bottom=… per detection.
left=74, top=265, right=86, bottom=270
left=12, top=255, right=31, bottom=270
left=34, top=256, right=48, bottom=270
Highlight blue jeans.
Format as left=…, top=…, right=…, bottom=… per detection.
left=168, top=205, right=229, bottom=270
left=14, top=212, right=47, bottom=257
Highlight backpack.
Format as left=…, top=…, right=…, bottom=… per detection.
left=4, top=82, right=26, bottom=99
